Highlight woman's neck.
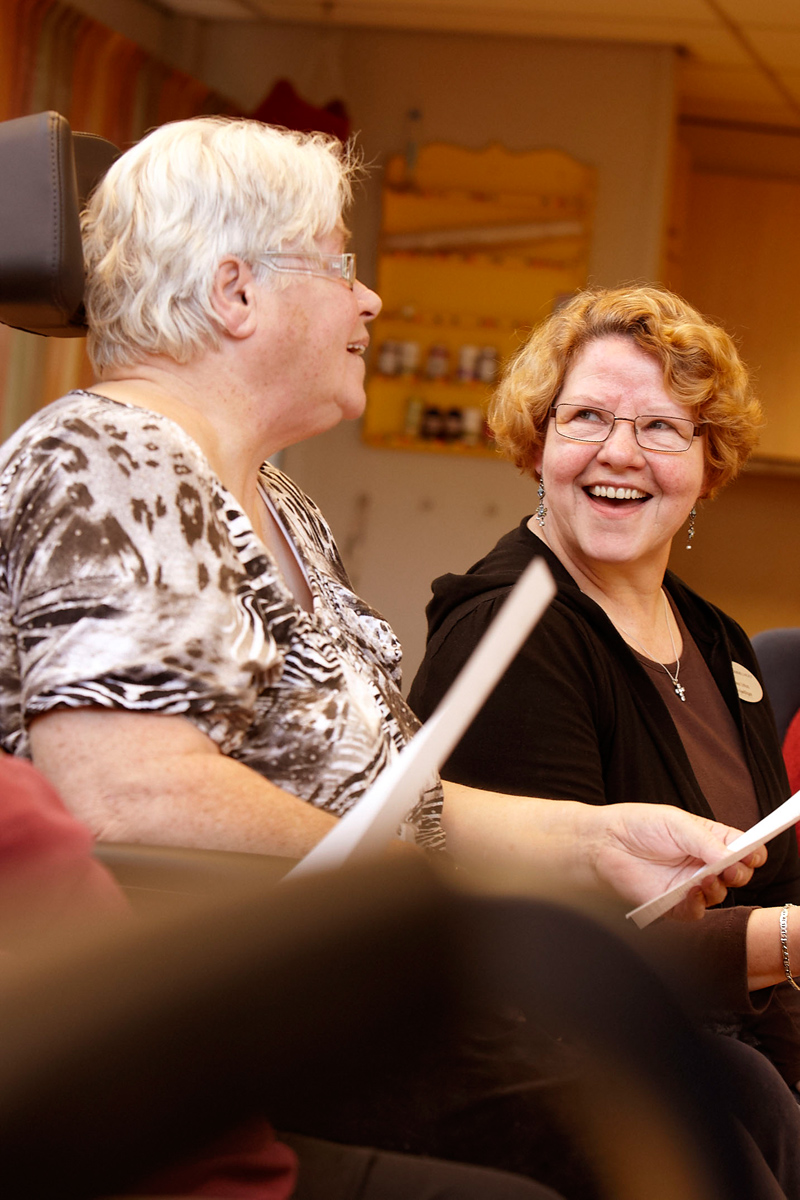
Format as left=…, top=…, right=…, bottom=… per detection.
left=90, top=371, right=314, bottom=610
left=528, top=517, right=678, bottom=659
left=90, top=363, right=270, bottom=516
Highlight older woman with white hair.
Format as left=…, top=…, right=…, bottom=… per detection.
left=0, top=118, right=441, bottom=855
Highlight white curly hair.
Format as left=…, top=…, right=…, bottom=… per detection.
left=81, top=116, right=358, bottom=372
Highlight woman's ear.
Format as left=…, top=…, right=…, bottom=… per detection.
left=210, top=257, right=258, bottom=339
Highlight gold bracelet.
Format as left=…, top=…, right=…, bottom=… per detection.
left=780, top=903, right=800, bottom=992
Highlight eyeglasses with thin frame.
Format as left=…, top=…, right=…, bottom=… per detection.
left=550, top=403, right=703, bottom=454
left=259, top=252, right=356, bottom=289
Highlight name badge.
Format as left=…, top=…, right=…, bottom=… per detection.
left=733, top=662, right=763, bottom=703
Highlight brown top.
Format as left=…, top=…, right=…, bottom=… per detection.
left=631, top=600, right=760, bottom=833
left=632, top=606, right=774, bottom=1020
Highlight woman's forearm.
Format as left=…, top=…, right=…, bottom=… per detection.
left=441, top=781, right=590, bottom=877
left=441, top=782, right=762, bottom=911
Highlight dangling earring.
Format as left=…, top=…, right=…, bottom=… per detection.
left=686, top=506, right=696, bottom=551
left=536, top=477, right=547, bottom=528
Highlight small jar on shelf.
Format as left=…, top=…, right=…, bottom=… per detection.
left=461, top=407, right=484, bottom=447
left=475, top=346, right=499, bottom=384
left=456, top=344, right=480, bottom=383
left=398, top=340, right=421, bottom=376
left=403, top=395, right=424, bottom=438
left=444, top=407, right=463, bottom=442
left=421, top=405, right=445, bottom=440
left=424, top=344, right=450, bottom=381
left=376, top=339, right=399, bottom=376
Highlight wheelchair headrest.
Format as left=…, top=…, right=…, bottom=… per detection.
left=0, top=111, right=119, bottom=338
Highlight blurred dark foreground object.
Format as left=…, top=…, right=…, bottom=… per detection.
left=0, top=852, right=759, bottom=1200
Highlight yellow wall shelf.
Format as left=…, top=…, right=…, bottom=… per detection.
left=364, top=142, right=595, bottom=456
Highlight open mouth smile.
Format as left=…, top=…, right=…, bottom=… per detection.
left=347, top=341, right=367, bottom=356
left=585, top=484, right=649, bottom=504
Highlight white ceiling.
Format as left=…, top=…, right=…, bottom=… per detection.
left=152, top=0, right=800, bottom=127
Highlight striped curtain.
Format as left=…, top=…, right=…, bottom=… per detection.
left=0, top=0, right=234, bottom=437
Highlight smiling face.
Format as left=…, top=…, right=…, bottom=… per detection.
left=533, top=334, right=707, bottom=587
left=259, top=230, right=382, bottom=442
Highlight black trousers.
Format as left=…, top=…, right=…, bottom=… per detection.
left=276, top=1018, right=800, bottom=1200
left=715, top=1035, right=800, bottom=1200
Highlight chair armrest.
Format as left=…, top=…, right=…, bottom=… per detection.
left=94, top=841, right=296, bottom=911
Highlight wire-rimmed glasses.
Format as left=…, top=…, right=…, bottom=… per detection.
left=550, top=403, right=703, bottom=454
left=259, top=252, right=356, bottom=289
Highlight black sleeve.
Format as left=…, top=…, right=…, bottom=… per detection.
left=409, top=597, right=614, bottom=804
left=647, top=906, right=769, bottom=1020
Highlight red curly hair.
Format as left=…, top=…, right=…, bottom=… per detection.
left=490, top=286, right=760, bottom=500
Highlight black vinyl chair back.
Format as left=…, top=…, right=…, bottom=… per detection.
left=751, top=627, right=800, bottom=744
left=0, top=110, right=118, bottom=337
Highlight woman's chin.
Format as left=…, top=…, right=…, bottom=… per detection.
left=338, top=390, right=368, bottom=423
left=569, top=527, right=663, bottom=569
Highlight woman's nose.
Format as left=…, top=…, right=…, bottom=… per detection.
left=355, top=278, right=382, bottom=321
left=597, top=417, right=645, bottom=462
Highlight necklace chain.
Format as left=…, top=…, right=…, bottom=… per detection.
left=616, top=590, right=686, bottom=702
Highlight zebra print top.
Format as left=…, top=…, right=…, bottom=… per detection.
left=0, top=392, right=444, bottom=848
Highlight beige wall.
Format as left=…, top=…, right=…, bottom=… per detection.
left=667, top=470, right=800, bottom=634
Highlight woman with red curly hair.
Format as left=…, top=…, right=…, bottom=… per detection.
left=410, top=285, right=800, bottom=1092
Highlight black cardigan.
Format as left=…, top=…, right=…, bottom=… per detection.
left=410, top=518, right=799, bottom=909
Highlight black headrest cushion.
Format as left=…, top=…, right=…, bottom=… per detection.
left=0, top=111, right=118, bottom=337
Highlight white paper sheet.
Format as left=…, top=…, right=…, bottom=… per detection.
left=287, top=558, right=556, bottom=878
left=626, top=788, right=800, bottom=929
